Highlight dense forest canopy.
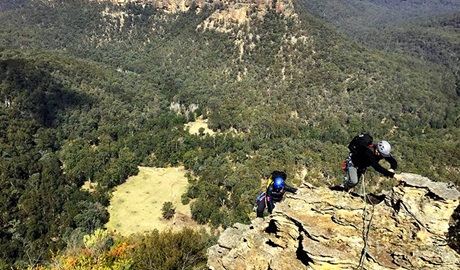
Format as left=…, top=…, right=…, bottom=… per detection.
left=0, top=0, right=459, bottom=268
left=301, top=0, right=460, bottom=96
left=300, top=0, right=460, bottom=32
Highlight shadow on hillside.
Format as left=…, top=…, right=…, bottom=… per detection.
left=1, top=58, right=94, bottom=128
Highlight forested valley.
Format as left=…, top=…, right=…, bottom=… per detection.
left=0, top=0, right=459, bottom=268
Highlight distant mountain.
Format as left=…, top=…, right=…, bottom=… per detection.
left=0, top=0, right=27, bottom=11
left=299, top=0, right=460, bottom=34
left=368, top=0, right=460, bottom=15
left=299, top=0, right=460, bottom=95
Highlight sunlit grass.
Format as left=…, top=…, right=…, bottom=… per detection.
left=105, top=166, right=205, bottom=236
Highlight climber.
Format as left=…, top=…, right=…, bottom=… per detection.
left=256, top=171, right=297, bottom=218
left=342, top=133, right=403, bottom=191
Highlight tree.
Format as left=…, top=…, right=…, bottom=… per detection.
left=83, top=228, right=113, bottom=257
left=161, top=201, right=175, bottom=220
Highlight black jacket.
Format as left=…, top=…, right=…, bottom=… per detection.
left=266, top=183, right=297, bottom=210
left=351, top=145, right=398, bottom=177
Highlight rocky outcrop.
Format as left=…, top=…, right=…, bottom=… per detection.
left=207, top=173, right=460, bottom=269
left=98, top=0, right=296, bottom=23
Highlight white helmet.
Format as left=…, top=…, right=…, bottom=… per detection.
left=377, top=141, right=391, bottom=157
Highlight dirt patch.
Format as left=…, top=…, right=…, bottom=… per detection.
left=184, top=118, right=215, bottom=135
left=105, top=166, right=207, bottom=236
left=81, top=180, right=97, bottom=192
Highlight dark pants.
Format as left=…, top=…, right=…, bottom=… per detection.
left=256, top=197, right=274, bottom=218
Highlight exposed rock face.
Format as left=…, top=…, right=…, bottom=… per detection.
left=98, top=0, right=296, bottom=22
left=207, top=173, right=460, bottom=269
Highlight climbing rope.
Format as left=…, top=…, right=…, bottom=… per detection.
left=358, top=173, right=376, bottom=269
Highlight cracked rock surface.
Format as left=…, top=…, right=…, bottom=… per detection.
left=207, top=173, right=460, bottom=269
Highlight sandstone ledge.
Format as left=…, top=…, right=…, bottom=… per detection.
left=208, top=173, right=460, bottom=269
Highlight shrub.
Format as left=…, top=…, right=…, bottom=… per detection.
left=161, top=201, right=176, bottom=220
left=129, top=228, right=211, bottom=270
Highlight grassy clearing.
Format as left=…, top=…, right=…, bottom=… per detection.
left=184, top=118, right=215, bottom=135
left=105, top=166, right=206, bottom=236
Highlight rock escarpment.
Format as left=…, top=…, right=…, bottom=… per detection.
left=102, top=0, right=295, bottom=17
left=207, top=173, right=460, bottom=269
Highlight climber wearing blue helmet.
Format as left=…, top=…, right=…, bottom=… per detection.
left=256, top=171, right=297, bottom=218
left=274, top=176, right=285, bottom=189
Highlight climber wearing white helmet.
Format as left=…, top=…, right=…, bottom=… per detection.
left=342, top=134, right=400, bottom=191
left=377, top=140, right=392, bottom=157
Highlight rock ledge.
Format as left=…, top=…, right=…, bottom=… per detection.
left=208, top=173, right=460, bottom=269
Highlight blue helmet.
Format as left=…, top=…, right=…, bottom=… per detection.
left=273, top=177, right=285, bottom=189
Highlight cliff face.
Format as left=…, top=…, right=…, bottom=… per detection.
left=99, top=0, right=294, bottom=15
left=207, top=173, right=460, bottom=269
left=96, top=0, right=295, bottom=24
